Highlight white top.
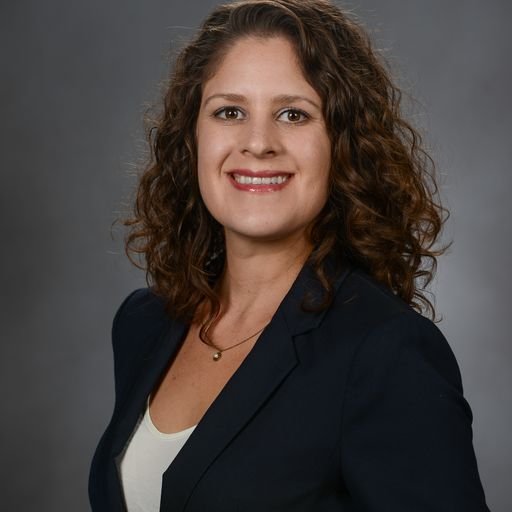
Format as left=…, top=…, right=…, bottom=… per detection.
left=119, top=399, right=197, bottom=512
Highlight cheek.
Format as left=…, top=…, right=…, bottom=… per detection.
left=196, top=132, right=227, bottom=220
left=196, top=123, right=211, bottom=170
left=197, top=127, right=231, bottom=177
left=300, top=138, right=331, bottom=183
left=303, top=139, right=331, bottom=211
left=291, top=126, right=330, bottom=162
left=197, top=173, right=222, bottom=225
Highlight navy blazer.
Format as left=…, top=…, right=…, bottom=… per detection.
left=89, top=261, right=490, bottom=511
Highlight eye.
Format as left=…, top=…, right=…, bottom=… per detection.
left=213, top=106, right=245, bottom=120
left=277, top=108, right=309, bottom=123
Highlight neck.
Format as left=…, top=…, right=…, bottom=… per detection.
left=216, top=232, right=312, bottom=319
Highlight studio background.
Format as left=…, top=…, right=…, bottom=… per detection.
left=1, top=1, right=510, bottom=510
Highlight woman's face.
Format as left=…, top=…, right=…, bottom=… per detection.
left=196, top=36, right=331, bottom=246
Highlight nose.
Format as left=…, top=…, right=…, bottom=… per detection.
left=240, top=116, right=282, bottom=158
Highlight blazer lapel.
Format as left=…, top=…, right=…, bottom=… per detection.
left=106, top=315, right=188, bottom=510
left=159, top=305, right=297, bottom=511
left=110, top=318, right=188, bottom=458
left=159, top=259, right=353, bottom=511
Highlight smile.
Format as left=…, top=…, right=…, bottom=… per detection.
left=228, top=170, right=293, bottom=193
left=233, top=174, right=289, bottom=185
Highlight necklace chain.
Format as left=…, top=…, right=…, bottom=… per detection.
left=202, top=321, right=268, bottom=362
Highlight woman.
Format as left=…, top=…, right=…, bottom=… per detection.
left=89, top=1, right=490, bottom=510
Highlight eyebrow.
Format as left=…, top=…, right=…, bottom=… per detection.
left=203, top=93, right=321, bottom=110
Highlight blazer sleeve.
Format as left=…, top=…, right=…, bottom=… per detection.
left=340, top=311, right=490, bottom=511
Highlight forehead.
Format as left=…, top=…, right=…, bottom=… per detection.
left=202, top=36, right=320, bottom=102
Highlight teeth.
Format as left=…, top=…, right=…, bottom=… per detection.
left=233, top=174, right=289, bottom=185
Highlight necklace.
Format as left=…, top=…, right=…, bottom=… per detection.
left=201, top=322, right=267, bottom=361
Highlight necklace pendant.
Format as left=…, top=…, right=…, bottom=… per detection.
left=213, top=351, right=222, bottom=361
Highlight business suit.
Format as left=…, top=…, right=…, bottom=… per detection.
left=89, top=260, right=490, bottom=511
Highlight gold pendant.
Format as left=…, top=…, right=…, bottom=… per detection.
left=213, top=351, right=222, bottom=361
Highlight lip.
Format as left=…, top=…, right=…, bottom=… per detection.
left=227, top=169, right=293, bottom=193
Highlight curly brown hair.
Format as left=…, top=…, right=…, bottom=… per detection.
left=124, top=0, right=450, bottom=324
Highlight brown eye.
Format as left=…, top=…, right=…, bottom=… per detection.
left=287, top=111, right=301, bottom=122
left=225, top=108, right=239, bottom=119
left=215, top=107, right=243, bottom=120
left=278, top=108, right=308, bottom=123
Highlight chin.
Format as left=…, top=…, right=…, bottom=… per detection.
left=226, top=223, right=308, bottom=244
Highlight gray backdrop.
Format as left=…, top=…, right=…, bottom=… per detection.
left=1, top=1, right=510, bottom=510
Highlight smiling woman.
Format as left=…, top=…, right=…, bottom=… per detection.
left=89, top=1, right=490, bottom=511
left=196, top=36, right=331, bottom=243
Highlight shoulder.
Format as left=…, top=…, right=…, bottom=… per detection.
left=110, top=288, right=171, bottom=388
left=326, top=265, right=464, bottom=395
left=334, top=265, right=412, bottom=323
left=331, top=265, right=440, bottom=337
left=334, top=270, right=484, bottom=509
left=112, top=287, right=168, bottom=340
